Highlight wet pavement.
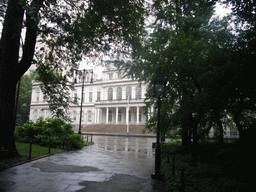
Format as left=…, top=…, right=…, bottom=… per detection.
left=0, top=136, right=164, bottom=192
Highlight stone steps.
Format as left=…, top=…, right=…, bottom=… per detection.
left=81, top=124, right=154, bottom=135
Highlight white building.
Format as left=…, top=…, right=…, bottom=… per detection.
left=29, top=66, right=149, bottom=130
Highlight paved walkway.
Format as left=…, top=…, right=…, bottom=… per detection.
left=0, top=136, right=164, bottom=192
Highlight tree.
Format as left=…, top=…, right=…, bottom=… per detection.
left=0, top=0, right=146, bottom=156
left=116, top=0, right=238, bottom=146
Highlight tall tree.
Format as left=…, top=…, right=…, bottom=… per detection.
left=0, top=0, right=145, bottom=156
left=116, top=0, right=237, bottom=145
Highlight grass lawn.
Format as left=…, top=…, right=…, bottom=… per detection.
left=0, top=142, right=63, bottom=171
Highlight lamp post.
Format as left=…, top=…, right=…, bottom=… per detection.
left=77, top=69, right=93, bottom=135
left=151, top=70, right=166, bottom=180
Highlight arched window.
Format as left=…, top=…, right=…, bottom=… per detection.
left=126, top=86, right=131, bottom=99
left=88, top=110, right=92, bottom=122
left=136, top=85, right=141, bottom=99
left=117, top=87, right=122, bottom=100
left=108, top=88, right=113, bottom=101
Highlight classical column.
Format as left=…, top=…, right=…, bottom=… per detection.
left=137, top=107, right=139, bottom=124
left=116, top=107, right=118, bottom=125
left=126, top=107, right=129, bottom=124
left=94, top=108, right=99, bottom=124
left=97, top=109, right=100, bottom=124
left=106, top=107, right=109, bottom=124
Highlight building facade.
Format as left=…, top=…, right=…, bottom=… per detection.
left=29, top=66, right=149, bottom=130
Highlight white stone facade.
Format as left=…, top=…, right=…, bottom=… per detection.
left=29, top=67, right=148, bottom=128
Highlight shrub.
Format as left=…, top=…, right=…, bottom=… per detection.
left=161, top=141, right=249, bottom=192
left=15, top=118, right=84, bottom=150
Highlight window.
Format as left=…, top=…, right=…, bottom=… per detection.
left=108, top=88, right=113, bottom=101
left=74, top=93, right=78, bottom=103
left=108, top=110, right=112, bottom=122
left=118, top=110, right=122, bottom=122
left=118, top=72, right=121, bottom=79
left=126, top=86, right=131, bottom=99
left=48, top=110, right=51, bottom=118
left=129, top=111, right=131, bottom=122
left=109, top=73, right=113, bottom=80
left=73, top=111, right=76, bottom=121
left=41, top=109, right=44, bottom=118
left=36, top=90, right=40, bottom=101
left=81, top=110, right=85, bottom=122
left=97, top=92, right=101, bottom=101
left=88, top=110, right=92, bottom=122
left=136, top=85, right=141, bottom=99
left=117, top=87, right=122, bottom=100
left=89, top=92, right=92, bottom=102
left=82, top=93, right=85, bottom=103
left=136, top=111, right=142, bottom=122
left=34, top=109, right=38, bottom=119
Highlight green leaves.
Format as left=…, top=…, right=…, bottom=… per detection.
left=33, top=0, right=146, bottom=120
left=15, top=118, right=84, bottom=150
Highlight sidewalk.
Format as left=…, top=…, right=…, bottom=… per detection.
left=0, top=137, right=164, bottom=192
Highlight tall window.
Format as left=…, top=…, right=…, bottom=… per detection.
left=136, top=85, right=142, bottom=99
left=41, top=109, right=44, bottom=118
left=108, top=88, right=113, bottom=101
left=89, top=92, right=92, bottom=102
left=74, top=93, right=78, bottom=103
left=36, top=89, right=40, bottom=101
left=82, top=93, right=85, bottom=103
left=82, top=110, right=85, bottom=122
left=109, top=73, right=113, bottom=80
left=126, top=86, right=131, bottom=99
left=117, top=87, right=122, bottom=100
left=88, top=110, right=92, bottom=122
left=118, top=110, right=122, bottom=122
left=34, top=109, right=38, bottom=119
left=73, top=111, right=76, bottom=121
left=97, top=92, right=101, bottom=101
left=118, top=72, right=121, bottom=79
left=47, top=110, right=51, bottom=118
left=108, top=110, right=112, bottom=122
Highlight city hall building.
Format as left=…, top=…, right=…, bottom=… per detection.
left=29, top=66, right=149, bottom=131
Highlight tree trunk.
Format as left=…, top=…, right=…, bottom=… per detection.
left=217, top=119, right=224, bottom=143
left=0, top=0, right=40, bottom=157
left=182, top=120, right=190, bottom=147
left=0, top=79, right=19, bottom=157
left=0, top=0, right=25, bottom=156
left=234, top=113, right=244, bottom=138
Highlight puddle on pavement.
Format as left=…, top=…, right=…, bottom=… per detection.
left=32, top=161, right=101, bottom=172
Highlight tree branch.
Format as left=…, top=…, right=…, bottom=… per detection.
left=18, top=0, right=44, bottom=77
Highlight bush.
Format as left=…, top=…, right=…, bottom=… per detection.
left=161, top=141, right=250, bottom=192
left=15, top=117, right=85, bottom=150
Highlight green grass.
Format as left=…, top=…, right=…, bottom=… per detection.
left=0, top=142, right=63, bottom=171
